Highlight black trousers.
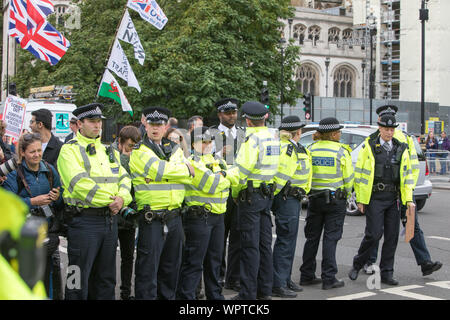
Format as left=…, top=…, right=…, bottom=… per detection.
left=353, top=195, right=400, bottom=279
left=118, top=227, right=136, bottom=299
left=237, top=193, right=273, bottom=300
left=134, top=215, right=183, bottom=300
left=300, top=196, right=346, bottom=285
left=222, top=196, right=240, bottom=285
left=178, top=213, right=225, bottom=300
left=65, top=215, right=118, bottom=300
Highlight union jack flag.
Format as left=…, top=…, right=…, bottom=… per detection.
left=8, top=0, right=70, bottom=65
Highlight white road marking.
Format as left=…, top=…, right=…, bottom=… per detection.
left=427, top=236, right=450, bottom=241
left=327, top=292, right=377, bottom=300
left=426, top=281, right=450, bottom=290
left=380, top=285, right=444, bottom=300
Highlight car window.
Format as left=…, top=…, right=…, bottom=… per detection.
left=299, top=133, right=315, bottom=148
left=341, top=133, right=366, bottom=150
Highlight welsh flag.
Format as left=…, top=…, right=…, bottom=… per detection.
left=98, top=69, right=133, bottom=116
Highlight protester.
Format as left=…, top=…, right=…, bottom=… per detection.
left=425, top=132, right=438, bottom=174
left=437, top=131, right=450, bottom=175
left=64, top=117, right=79, bottom=143
left=0, top=120, right=13, bottom=163
left=2, top=132, right=64, bottom=299
left=165, top=127, right=190, bottom=157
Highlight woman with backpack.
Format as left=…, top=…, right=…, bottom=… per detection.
left=2, top=132, right=64, bottom=299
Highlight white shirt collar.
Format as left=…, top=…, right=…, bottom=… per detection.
left=218, top=123, right=237, bottom=139
left=379, top=137, right=393, bottom=148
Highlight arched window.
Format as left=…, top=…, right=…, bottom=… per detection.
left=342, top=28, right=353, bottom=41
left=296, top=64, right=319, bottom=96
left=293, top=24, right=306, bottom=45
left=328, top=27, right=340, bottom=44
left=308, top=25, right=321, bottom=46
left=333, top=66, right=354, bottom=98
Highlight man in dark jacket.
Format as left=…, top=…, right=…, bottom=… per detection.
left=437, top=131, right=450, bottom=175
left=29, top=109, right=63, bottom=169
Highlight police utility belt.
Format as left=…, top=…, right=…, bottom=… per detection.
left=372, top=182, right=399, bottom=193
left=65, top=205, right=111, bottom=217
left=139, top=206, right=181, bottom=239
left=280, top=180, right=306, bottom=201
left=239, top=181, right=276, bottom=203
left=186, top=205, right=214, bottom=219
left=309, top=189, right=347, bottom=204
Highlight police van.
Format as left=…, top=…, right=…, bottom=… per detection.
left=0, top=99, right=77, bottom=142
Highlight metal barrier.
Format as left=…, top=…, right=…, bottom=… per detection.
left=425, top=150, right=450, bottom=175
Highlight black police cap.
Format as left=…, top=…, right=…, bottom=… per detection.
left=215, top=98, right=239, bottom=112
left=377, top=114, right=399, bottom=128
left=72, top=103, right=105, bottom=120
left=316, top=117, right=343, bottom=133
left=376, top=105, right=398, bottom=116
left=190, top=126, right=214, bottom=145
left=279, top=115, right=305, bottom=131
left=241, top=101, right=268, bottom=120
left=143, top=106, right=171, bottom=124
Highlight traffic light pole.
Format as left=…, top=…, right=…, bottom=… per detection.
left=311, top=94, right=314, bottom=122
left=420, top=0, right=429, bottom=135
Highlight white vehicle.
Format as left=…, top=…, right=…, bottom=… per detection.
left=299, top=124, right=432, bottom=215
left=1, top=99, right=77, bottom=142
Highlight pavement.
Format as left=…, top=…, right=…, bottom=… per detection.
left=429, top=174, right=450, bottom=190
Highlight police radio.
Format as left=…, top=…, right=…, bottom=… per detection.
left=86, top=143, right=96, bottom=156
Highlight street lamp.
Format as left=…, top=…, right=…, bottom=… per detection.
left=325, top=57, right=330, bottom=97
left=420, top=0, right=429, bottom=135
left=367, top=13, right=377, bottom=125
left=279, top=37, right=287, bottom=120
left=361, top=59, right=366, bottom=98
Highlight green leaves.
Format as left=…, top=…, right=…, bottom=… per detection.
left=11, top=0, right=300, bottom=123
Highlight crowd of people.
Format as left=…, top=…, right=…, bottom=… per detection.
left=0, top=100, right=443, bottom=300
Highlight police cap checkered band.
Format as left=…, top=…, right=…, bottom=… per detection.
left=73, top=105, right=103, bottom=120
left=316, top=117, right=343, bottom=132
left=243, top=113, right=266, bottom=120
left=146, top=110, right=169, bottom=123
left=377, top=114, right=398, bottom=127
left=318, top=123, right=342, bottom=131
left=279, top=122, right=305, bottom=130
left=217, top=101, right=238, bottom=112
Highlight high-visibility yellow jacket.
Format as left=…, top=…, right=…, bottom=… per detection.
left=368, top=129, right=420, bottom=187
left=130, top=137, right=192, bottom=211
left=354, top=135, right=414, bottom=205
left=273, top=139, right=312, bottom=196
left=308, top=140, right=354, bottom=196
left=57, top=131, right=132, bottom=208
left=232, top=127, right=280, bottom=198
left=185, top=153, right=231, bottom=214
left=0, top=188, right=46, bottom=300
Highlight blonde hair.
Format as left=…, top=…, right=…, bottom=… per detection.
left=313, top=130, right=340, bottom=142
left=279, top=130, right=294, bottom=141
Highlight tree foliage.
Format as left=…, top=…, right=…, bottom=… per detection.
left=11, top=0, right=301, bottom=123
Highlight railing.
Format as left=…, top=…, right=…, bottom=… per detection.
left=425, top=150, right=450, bottom=175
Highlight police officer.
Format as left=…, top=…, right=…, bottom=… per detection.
left=57, top=103, right=132, bottom=300
left=362, top=105, right=442, bottom=277
left=0, top=187, right=47, bottom=299
left=231, top=101, right=280, bottom=300
left=130, top=106, right=195, bottom=300
left=272, top=116, right=312, bottom=298
left=210, top=98, right=245, bottom=290
left=349, top=114, right=415, bottom=285
left=177, top=127, right=238, bottom=300
left=299, top=117, right=353, bottom=290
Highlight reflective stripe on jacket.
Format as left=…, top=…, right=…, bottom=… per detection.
left=232, top=127, right=280, bottom=198
left=130, top=139, right=191, bottom=211
left=308, top=140, right=354, bottom=196
left=354, top=135, right=414, bottom=205
left=274, top=139, right=312, bottom=195
left=57, top=131, right=132, bottom=208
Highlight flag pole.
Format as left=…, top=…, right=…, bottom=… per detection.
left=95, top=2, right=128, bottom=101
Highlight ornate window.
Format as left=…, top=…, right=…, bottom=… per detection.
left=293, top=24, right=306, bottom=45
left=296, top=64, right=318, bottom=96
left=333, top=66, right=354, bottom=98
left=308, top=25, right=321, bottom=46
left=328, top=27, right=340, bottom=44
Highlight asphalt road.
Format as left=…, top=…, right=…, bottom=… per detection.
left=58, top=190, right=450, bottom=300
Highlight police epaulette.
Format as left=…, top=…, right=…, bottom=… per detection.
left=133, top=141, right=142, bottom=149
left=286, top=144, right=294, bottom=157
left=65, top=139, right=77, bottom=145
